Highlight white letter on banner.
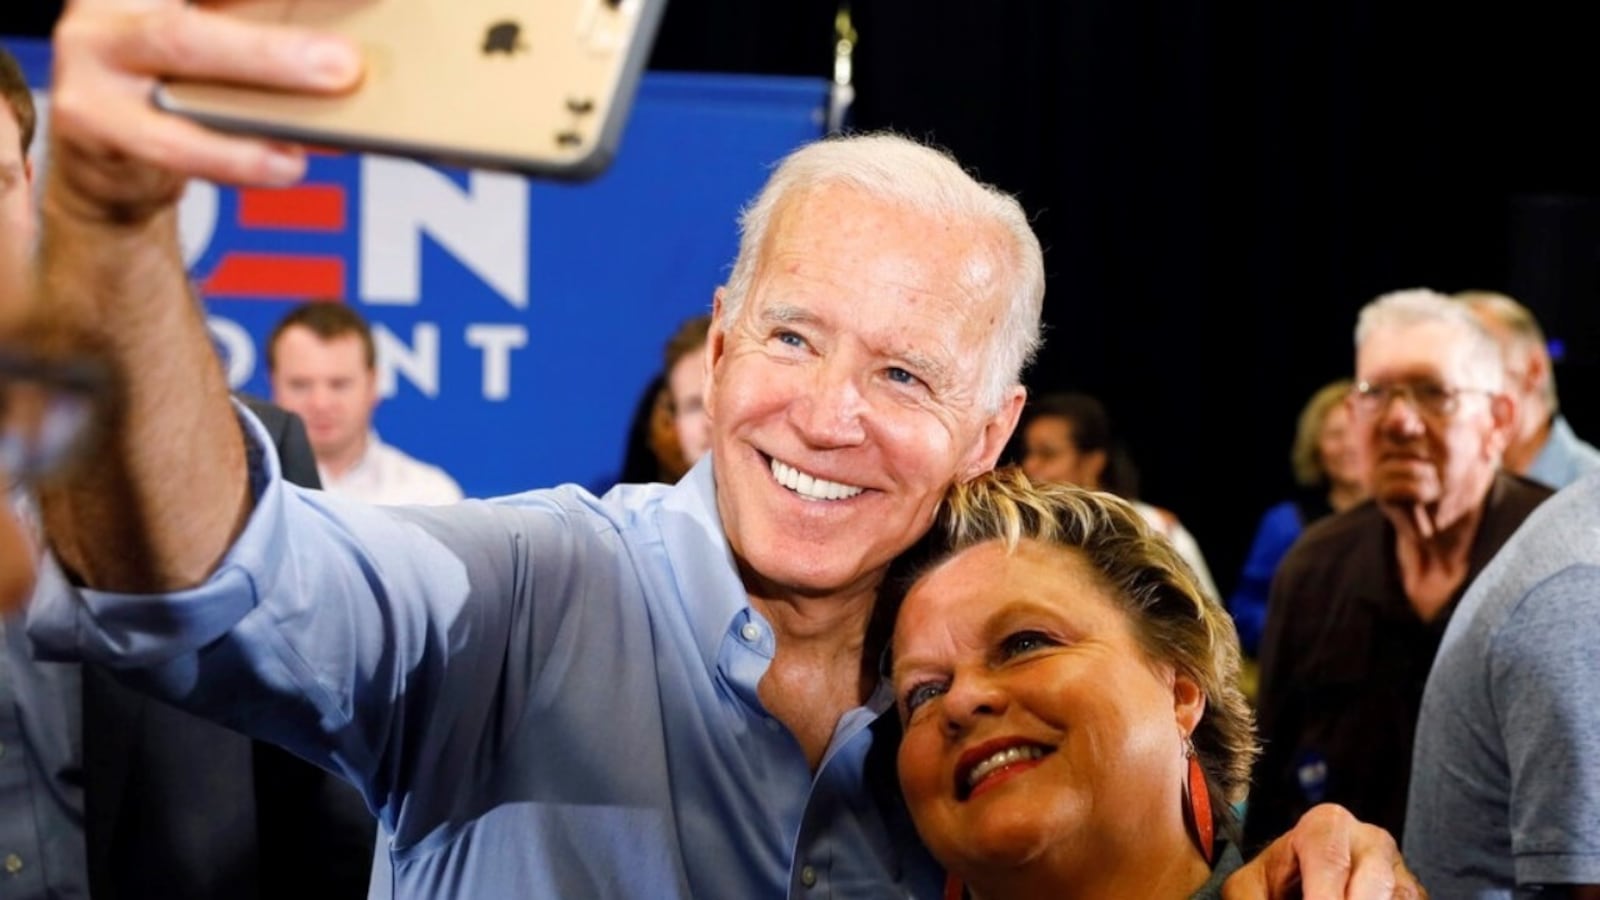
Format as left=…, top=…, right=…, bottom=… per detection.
left=359, top=156, right=529, bottom=309
left=375, top=323, right=440, bottom=398
left=466, top=324, right=528, bottom=401
left=206, top=316, right=256, bottom=390
left=178, top=179, right=220, bottom=270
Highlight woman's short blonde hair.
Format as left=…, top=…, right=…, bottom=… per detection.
left=1290, top=378, right=1354, bottom=487
left=891, top=468, right=1258, bottom=812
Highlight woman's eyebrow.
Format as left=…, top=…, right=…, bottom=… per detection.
left=889, top=651, right=936, bottom=687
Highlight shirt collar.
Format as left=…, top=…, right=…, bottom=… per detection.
left=351, top=429, right=384, bottom=472
left=656, top=454, right=752, bottom=673
left=656, top=457, right=899, bottom=709
left=321, top=430, right=383, bottom=486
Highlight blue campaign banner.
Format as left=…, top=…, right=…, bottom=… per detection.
left=5, top=35, right=828, bottom=498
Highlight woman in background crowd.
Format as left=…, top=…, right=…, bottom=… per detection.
left=1227, top=379, right=1367, bottom=659
left=1018, top=391, right=1222, bottom=601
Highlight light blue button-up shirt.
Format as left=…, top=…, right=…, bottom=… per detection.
left=28, top=409, right=939, bottom=899
left=1526, top=413, right=1600, bottom=490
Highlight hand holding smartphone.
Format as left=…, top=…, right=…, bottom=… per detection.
left=154, top=0, right=667, bottom=180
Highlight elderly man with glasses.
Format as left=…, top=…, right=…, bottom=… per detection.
left=1246, top=287, right=1555, bottom=854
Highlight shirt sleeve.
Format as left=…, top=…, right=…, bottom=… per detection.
left=1227, top=503, right=1301, bottom=657
left=1494, top=564, right=1600, bottom=888
left=25, top=400, right=597, bottom=842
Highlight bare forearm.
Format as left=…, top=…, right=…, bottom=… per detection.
left=36, top=174, right=249, bottom=592
left=28, top=1, right=360, bottom=591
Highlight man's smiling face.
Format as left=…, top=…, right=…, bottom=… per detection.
left=704, top=183, right=1023, bottom=599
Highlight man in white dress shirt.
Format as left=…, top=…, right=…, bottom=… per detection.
left=267, top=301, right=463, bottom=505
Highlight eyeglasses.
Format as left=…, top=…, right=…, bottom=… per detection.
left=1348, top=379, right=1492, bottom=420
left=0, top=345, right=110, bottom=487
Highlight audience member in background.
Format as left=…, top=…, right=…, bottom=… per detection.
left=0, top=45, right=37, bottom=613
left=1228, top=378, right=1368, bottom=658
left=1248, top=287, right=1552, bottom=849
left=663, top=313, right=713, bottom=468
left=888, top=469, right=1260, bottom=899
left=0, top=334, right=104, bottom=619
left=613, top=313, right=711, bottom=487
left=21, top=6, right=1421, bottom=894
left=1, top=348, right=98, bottom=613
left=1018, top=391, right=1222, bottom=601
left=615, top=372, right=689, bottom=485
left=1405, top=466, right=1600, bottom=897
left=1454, top=289, right=1600, bottom=489
left=267, top=300, right=464, bottom=505
left=4, top=49, right=376, bottom=899
left=0, top=45, right=34, bottom=282
left=2, top=392, right=379, bottom=900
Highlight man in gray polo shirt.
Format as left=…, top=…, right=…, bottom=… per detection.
left=1406, top=469, right=1600, bottom=897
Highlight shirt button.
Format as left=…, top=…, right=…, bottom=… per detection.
left=740, top=623, right=761, bottom=643
left=800, top=865, right=817, bottom=888
left=4, top=854, right=22, bottom=874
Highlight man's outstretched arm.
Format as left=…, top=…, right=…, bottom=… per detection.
left=36, top=0, right=360, bottom=591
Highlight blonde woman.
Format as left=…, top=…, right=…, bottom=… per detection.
left=889, top=469, right=1257, bottom=898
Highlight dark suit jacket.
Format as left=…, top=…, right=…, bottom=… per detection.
left=83, top=397, right=374, bottom=899
left=242, top=394, right=323, bottom=489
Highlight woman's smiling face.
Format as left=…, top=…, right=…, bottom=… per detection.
left=892, top=538, right=1199, bottom=877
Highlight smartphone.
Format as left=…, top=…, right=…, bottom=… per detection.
left=154, top=0, right=668, bottom=180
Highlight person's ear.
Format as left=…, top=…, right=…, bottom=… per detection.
left=703, top=288, right=727, bottom=411
left=1522, top=345, right=1550, bottom=394
left=1173, top=670, right=1206, bottom=737
left=1487, top=390, right=1517, bottom=460
left=1082, top=448, right=1109, bottom=488
left=958, top=386, right=1026, bottom=481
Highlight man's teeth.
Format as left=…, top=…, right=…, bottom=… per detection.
left=770, top=459, right=865, bottom=501
left=968, top=746, right=1046, bottom=788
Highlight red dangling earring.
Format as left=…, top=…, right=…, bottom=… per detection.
left=943, top=873, right=965, bottom=900
left=1183, top=736, right=1215, bottom=864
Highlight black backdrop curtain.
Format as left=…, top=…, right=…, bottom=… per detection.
left=653, top=0, right=1600, bottom=590
left=9, top=0, right=1600, bottom=594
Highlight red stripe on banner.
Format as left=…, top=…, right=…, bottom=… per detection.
left=237, top=185, right=347, bottom=230
left=204, top=254, right=346, bottom=298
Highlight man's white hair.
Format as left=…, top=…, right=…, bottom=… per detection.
left=1355, top=287, right=1506, bottom=391
left=719, top=132, right=1045, bottom=411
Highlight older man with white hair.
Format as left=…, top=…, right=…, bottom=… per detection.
left=1454, top=289, right=1600, bottom=489
left=1249, top=287, right=1554, bottom=850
